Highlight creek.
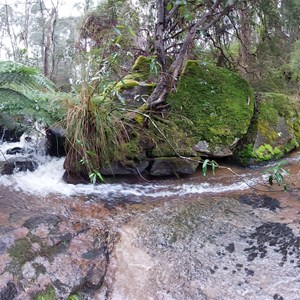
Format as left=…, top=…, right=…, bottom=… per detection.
left=0, top=132, right=300, bottom=299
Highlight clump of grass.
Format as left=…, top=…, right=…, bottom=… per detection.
left=63, top=83, right=131, bottom=183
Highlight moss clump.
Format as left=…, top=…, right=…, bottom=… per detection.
left=35, top=286, right=56, bottom=300
left=130, top=56, right=152, bottom=81
left=115, top=79, right=139, bottom=90
left=254, top=144, right=284, bottom=161
left=237, top=93, right=300, bottom=163
left=236, top=143, right=255, bottom=165
left=122, top=138, right=143, bottom=159
left=148, top=116, right=196, bottom=158
left=8, top=238, right=35, bottom=267
left=167, top=61, right=254, bottom=153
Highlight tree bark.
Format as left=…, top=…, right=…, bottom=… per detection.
left=147, top=0, right=237, bottom=107
left=155, top=0, right=167, bottom=71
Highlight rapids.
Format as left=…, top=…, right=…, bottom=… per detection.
left=0, top=131, right=292, bottom=198
left=1, top=130, right=300, bottom=299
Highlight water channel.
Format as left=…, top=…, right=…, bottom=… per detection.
left=0, top=133, right=300, bottom=299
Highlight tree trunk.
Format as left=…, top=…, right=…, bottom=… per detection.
left=239, top=0, right=256, bottom=78
left=155, top=0, right=167, bottom=72
left=147, top=0, right=236, bottom=107
left=44, top=5, right=58, bottom=78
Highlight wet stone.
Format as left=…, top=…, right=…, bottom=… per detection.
left=82, top=246, right=106, bottom=260
left=0, top=282, right=18, bottom=300
left=225, top=242, right=235, bottom=253
left=273, top=294, right=284, bottom=300
left=23, top=214, right=63, bottom=230
left=0, top=241, right=6, bottom=254
left=245, top=268, right=254, bottom=276
left=244, top=222, right=300, bottom=266
left=239, top=195, right=281, bottom=211
left=6, top=147, right=25, bottom=155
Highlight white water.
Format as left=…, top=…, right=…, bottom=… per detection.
left=0, top=132, right=253, bottom=198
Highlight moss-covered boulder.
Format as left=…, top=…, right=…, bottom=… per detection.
left=236, top=93, right=300, bottom=164
left=167, top=61, right=254, bottom=157
left=112, top=56, right=157, bottom=108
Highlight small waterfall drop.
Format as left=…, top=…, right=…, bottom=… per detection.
left=0, top=126, right=262, bottom=199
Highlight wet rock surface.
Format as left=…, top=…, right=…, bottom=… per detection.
left=107, top=196, right=300, bottom=299
left=1, top=166, right=300, bottom=299
left=0, top=158, right=38, bottom=175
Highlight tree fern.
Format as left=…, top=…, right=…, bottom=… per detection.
left=0, top=62, right=62, bottom=125
left=0, top=61, right=56, bottom=93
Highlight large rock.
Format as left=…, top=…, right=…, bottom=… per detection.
left=46, top=127, right=66, bottom=157
left=166, top=61, right=254, bottom=157
left=236, top=93, right=300, bottom=164
left=149, top=157, right=199, bottom=176
left=100, top=161, right=149, bottom=176
left=117, top=80, right=155, bottom=108
left=0, top=113, right=32, bottom=142
left=0, top=158, right=38, bottom=175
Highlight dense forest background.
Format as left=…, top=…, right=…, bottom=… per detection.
left=1, top=0, right=300, bottom=94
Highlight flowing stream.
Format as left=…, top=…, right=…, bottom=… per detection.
left=0, top=131, right=282, bottom=199
left=1, top=131, right=300, bottom=299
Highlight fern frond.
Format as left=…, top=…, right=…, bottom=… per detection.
left=0, top=61, right=56, bottom=93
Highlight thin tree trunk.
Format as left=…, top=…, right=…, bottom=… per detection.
left=44, top=4, right=58, bottom=78
left=4, top=2, right=17, bottom=60
left=147, top=0, right=236, bottom=107
left=155, top=0, right=167, bottom=71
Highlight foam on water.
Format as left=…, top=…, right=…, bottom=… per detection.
left=0, top=156, right=250, bottom=198
left=0, top=131, right=252, bottom=198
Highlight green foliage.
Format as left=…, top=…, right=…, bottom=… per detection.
left=0, top=61, right=55, bottom=93
left=237, top=92, right=300, bottom=164
left=167, top=61, right=254, bottom=151
left=67, top=295, right=82, bottom=300
left=265, top=160, right=290, bottom=191
left=0, top=61, right=62, bottom=125
left=236, top=143, right=254, bottom=165
left=254, top=144, right=283, bottom=161
left=35, top=286, right=56, bottom=300
left=0, top=88, right=63, bottom=125
left=64, top=82, right=133, bottom=183
left=130, top=56, right=160, bottom=81
left=202, top=159, right=218, bottom=176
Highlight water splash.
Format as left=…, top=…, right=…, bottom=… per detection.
left=0, top=130, right=261, bottom=198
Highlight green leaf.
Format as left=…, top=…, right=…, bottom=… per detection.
left=128, top=26, right=137, bottom=37
left=166, top=3, right=173, bottom=11
left=268, top=175, right=273, bottom=186
left=202, top=159, right=210, bottom=176
left=211, top=160, right=218, bottom=175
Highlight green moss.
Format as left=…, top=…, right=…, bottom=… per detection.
left=122, top=138, right=142, bottom=159
left=35, top=286, right=56, bottom=300
left=8, top=238, right=35, bottom=267
left=236, top=143, right=255, bottom=165
left=130, top=56, right=152, bottom=81
left=237, top=92, right=300, bottom=164
left=115, top=79, right=139, bottom=90
left=148, top=116, right=196, bottom=157
left=67, top=295, right=82, bottom=300
left=253, top=144, right=284, bottom=161
left=166, top=61, right=254, bottom=152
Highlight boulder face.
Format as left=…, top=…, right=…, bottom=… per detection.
left=0, top=113, right=32, bottom=142
left=46, top=127, right=66, bottom=157
left=236, top=93, right=300, bottom=164
left=149, top=157, right=199, bottom=177
left=0, top=158, right=38, bottom=175
left=166, top=61, right=254, bottom=158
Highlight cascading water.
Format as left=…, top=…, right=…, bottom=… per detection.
left=0, top=125, right=286, bottom=199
